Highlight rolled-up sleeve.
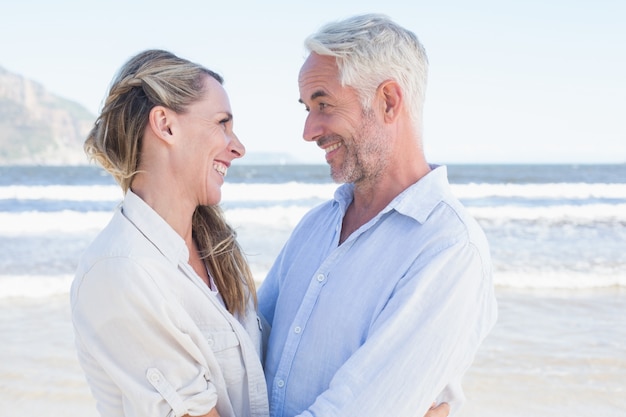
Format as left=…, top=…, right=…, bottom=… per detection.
left=71, top=257, right=217, bottom=417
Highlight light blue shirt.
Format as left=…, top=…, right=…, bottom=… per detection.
left=258, top=165, right=497, bottom=417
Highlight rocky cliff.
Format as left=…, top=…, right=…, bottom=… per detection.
left=0, top=67, right=95, bottom=165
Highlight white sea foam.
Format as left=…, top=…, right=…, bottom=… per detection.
left=0, top=185, right=124, bottom=201
left=2, top=202, right=624, bottom=237
left=2, top=182, right=625, bottom=202
left=222, top=183, right=336, bottom=202
left=2, top=180, right=624, bottom=298
left=2, top=269, right=624, bottom=300
left=0, top=183, right=335, bottom=203
left=0, top=205, right=315, bottom=236
left=494, top=270, right=626, bottom=290
left=0, top=210, right=113, bottom=235
left=224, top=205, right=311, bottom=227
left=0, top=274, right=74, bottom=299
left=451, top=182, right=626, bottom=200
left=471, top=203, right=626, bottom=223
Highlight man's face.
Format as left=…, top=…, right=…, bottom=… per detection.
left=298, top=53, right=391, bottom=184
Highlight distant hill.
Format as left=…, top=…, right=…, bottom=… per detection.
left=0, top=67, right=308, bottom=166
left=0, top=66, right=94, bottom=165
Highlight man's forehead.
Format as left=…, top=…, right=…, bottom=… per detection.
left=299, top=53, right=339, bottom=79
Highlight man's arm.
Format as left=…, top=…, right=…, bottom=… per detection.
left=297, top=240, right=497, bottom=417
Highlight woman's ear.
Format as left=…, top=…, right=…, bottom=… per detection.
left=379, top=80, right=403, bottom=123
left=148, top=106, right=175, bottom=144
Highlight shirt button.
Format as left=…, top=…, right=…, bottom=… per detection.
left=207, top=338, right=214, bottom=346
left=149, top=373, right=160, bottom=383
left=316, top=274, right=325, bottom=283
left=277, top=379, right=285, bottom=388
left=294, top=326, right=301, bottom=334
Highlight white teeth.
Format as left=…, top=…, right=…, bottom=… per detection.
left=325, top=142, right=342, bottom=153
left=214, top=163, right=227, bottom=176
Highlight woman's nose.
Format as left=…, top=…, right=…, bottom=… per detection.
left=229, top=132, right=245, bottom=159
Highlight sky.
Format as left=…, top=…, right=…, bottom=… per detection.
left=2, top=0, right=625, bottom=164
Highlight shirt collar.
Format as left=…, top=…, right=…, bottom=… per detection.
left=333, top=183, right=355, bottom=213
left=332, top=164, right=451, bottom=224
left=121, top=190, right=189, bottom=265
left=392, top=165, right=451, bottom=223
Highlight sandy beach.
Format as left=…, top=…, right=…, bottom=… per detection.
left=2, top=287, right=625, bottom=416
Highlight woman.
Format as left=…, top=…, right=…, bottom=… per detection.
left=70, top=49, right=268, bottom=417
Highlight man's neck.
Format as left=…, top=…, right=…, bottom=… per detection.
left=339, top=162, right=431, bottom=245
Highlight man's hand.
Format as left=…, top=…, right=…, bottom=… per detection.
left=424, top=402, right=450, bottom=417
left=183, top=407, right=220, bottom=417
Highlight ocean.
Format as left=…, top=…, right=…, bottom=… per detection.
left=1, top=163, right=625, bottom=416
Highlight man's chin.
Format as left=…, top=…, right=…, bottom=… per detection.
left=329, top=167, right=349, bottom=184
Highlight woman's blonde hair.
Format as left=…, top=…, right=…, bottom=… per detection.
left=84, top=49, right=256, bottom=315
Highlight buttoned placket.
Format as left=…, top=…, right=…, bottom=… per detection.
left=178, top=260, right=268, bottom=417
left=270, top=223, right=360, bottom=417
left=270, top=266, right=329, bottom=416
left=270, top=204, right=397, bottom=417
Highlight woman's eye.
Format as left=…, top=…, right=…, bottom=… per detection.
left=219, top=118, right=231, bottom=129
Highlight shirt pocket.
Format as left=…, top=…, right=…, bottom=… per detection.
left=206, top=330, right=245, bottom=387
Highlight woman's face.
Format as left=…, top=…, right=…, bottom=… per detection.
left=171, top=75, right=245, bottom=206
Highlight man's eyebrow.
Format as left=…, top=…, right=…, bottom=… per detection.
left=298, top=90, right=328, bottom=104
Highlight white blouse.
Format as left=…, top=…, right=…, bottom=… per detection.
left=71, top=190, right=269, bottom=417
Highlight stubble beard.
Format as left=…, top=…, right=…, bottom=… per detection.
left=330, top=110, right=391, bottom=186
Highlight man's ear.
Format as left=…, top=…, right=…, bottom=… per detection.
left=148, top=106, right=175, bottom=144
left=378, top=80, right=403, bottom=123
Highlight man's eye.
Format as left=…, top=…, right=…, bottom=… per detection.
left=319, top=103, right=328, bottom=110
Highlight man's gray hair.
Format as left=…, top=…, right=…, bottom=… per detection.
left=305, top=14, right=429, bottom=124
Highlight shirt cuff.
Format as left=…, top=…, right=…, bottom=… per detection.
left=146, top=367, right=217, bottom=417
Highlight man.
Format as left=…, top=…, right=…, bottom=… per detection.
left=258, top=14, right=497, bottom=417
